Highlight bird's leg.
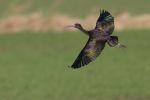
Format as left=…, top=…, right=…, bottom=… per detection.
left=108, top=41, right=126, bottom=48
left=116, top=43, right=126, bottom=48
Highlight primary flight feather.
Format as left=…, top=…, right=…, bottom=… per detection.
left=67, top=10, right=126, bottom=69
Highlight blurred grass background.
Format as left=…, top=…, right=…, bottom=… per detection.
left=1, top=0, right=150, bottom=17
left=0, top=0, right=150, bottom=100
left=0, top=30, right=150, bottom=100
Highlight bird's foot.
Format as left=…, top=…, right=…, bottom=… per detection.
left=116, top=43, right=127, bottom=48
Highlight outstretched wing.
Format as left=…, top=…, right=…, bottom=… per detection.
left=71, top=38, right=106, bottom=68
left=95, top=10, right=114, bottom=34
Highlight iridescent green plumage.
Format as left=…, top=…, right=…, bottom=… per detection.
left=95, top=10, right=114, bottom=35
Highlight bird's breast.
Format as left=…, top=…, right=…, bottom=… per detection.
left=90, top=30, right=100, bottom=37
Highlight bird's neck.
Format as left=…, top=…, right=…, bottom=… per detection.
left=78, top=26, right=88, bottom=33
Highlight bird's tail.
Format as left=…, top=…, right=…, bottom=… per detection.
left=107, top=36, right=118, bottom=47
left=107, top=36, right=126, bottom=48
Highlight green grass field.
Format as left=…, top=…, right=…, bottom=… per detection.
left=1, top=0, right=150, bottom=18
left=0, top=30, right=150, bottom=100
left=0, top=0, right=150, bottom=100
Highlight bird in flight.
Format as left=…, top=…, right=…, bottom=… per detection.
left=67, top=10, right=126, bottom=69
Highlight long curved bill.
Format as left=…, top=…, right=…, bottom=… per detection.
left=64, top=25, right=75, bottom=29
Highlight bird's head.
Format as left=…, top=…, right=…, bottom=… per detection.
left=74, top=23, right=82, bottom=29
left=65, top=23, right=82, bottom=29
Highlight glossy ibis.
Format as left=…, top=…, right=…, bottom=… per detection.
left=67, top=10, right=126, bottom=68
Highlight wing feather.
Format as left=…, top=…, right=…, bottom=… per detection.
left=71, top=38, right=106, bottom=68
left=95, top=10, right=114, bottom=35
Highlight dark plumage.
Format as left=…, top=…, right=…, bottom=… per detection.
left=67, top=10, right=126, bottom=69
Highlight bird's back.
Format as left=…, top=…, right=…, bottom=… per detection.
left=89, top=29, right=110, bottom=41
